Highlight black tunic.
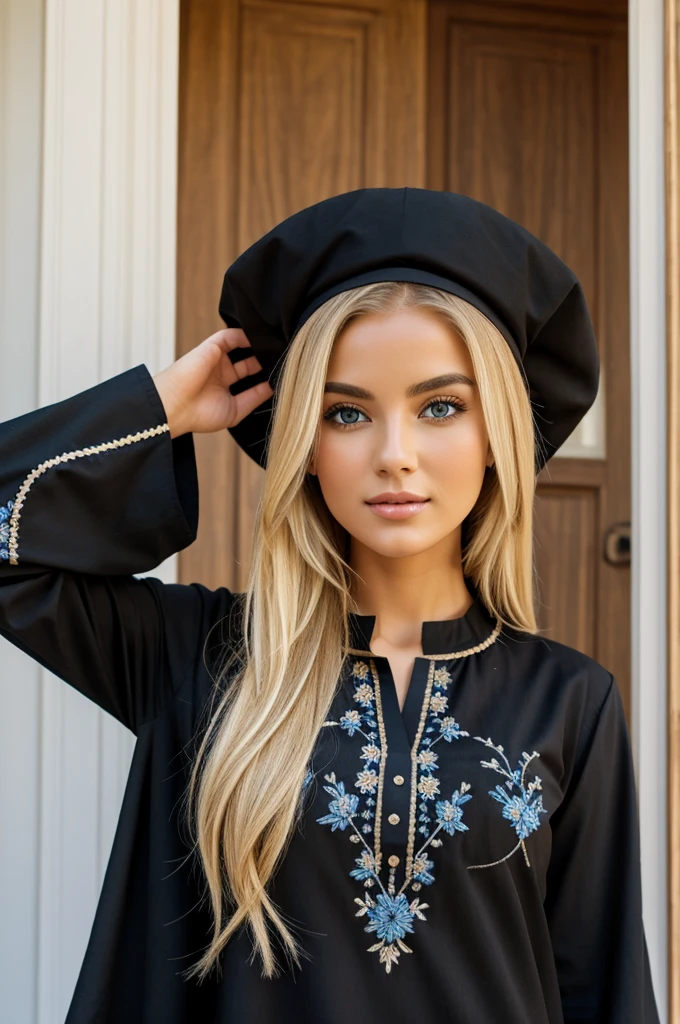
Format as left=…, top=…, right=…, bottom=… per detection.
left=0, top=365, right=659, bottom=1024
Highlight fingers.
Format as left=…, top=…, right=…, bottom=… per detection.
left=204, top=329, right=275, bottom=426
left=209, top=328, right=269, bottom=384
left=208, top=327, right=254, bottom=352
left=232, top=380, right=274, bottom=424
left=231, top=354, right=264, bottom=380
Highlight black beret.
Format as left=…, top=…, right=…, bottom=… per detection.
left=219, top=187, right=599, bottom=472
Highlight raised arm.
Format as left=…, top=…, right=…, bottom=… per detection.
left=0, top=329, right=272, bottom=733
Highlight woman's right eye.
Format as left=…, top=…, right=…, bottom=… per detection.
left=323, top=404, right=369, bottom=429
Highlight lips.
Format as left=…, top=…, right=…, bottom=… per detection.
left=365, top=493, right=431, bottom=521
left=365, top=492, right=429, bottom=504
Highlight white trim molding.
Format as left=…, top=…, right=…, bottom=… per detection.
left=0, top=3, right=44, bottom=1021
left=36, top=1, right=180, bottom=1020
left=629, top=0, right=668, bottom=1018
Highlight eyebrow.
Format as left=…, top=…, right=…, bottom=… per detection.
left=323, top=372, right=477, bottom=400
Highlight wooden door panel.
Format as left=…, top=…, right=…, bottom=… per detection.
left=446, top=23, right=598, bottom=307
left=178, top=0, right=426, bottom=590
left=238, top=2, right=372, bottom=247
left=534, top=486, right=599, bottom=658
left=428, top=0, right=630, bottom=707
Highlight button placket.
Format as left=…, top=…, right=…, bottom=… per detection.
left=380, top=750, right=412, bottom=848
left=368, top=657, right=424, bottom=893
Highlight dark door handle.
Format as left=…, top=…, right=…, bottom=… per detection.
left=603, top=521, right=631, bottom=566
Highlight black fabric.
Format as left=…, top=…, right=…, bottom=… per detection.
left=218, top=187, right=600, bottom=471
left=0, top=367, right=658, bottom=1023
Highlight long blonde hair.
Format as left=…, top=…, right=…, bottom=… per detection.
left=182, top=282, right=538, bottom=982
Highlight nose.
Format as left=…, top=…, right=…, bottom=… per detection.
left=373, top=413, right=418, bottom=475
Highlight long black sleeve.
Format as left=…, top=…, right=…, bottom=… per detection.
left=0, top=363, right=233, bottom=734
left=544, top=673, right=659, bottom=1022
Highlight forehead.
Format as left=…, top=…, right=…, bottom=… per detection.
left=326, top=307, right=472, bottom=379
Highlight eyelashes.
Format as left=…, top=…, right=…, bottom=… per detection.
left=323, top=396, right=468, bottom=430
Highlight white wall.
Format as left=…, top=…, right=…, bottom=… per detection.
left=0, top=1, right=180, bottom=1020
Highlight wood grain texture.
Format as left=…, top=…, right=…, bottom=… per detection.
left=666, top=0, right=680, bottom=1011
left=177, top=0, right=426, bottom=590
left=447, top=22, right=597, bottom=301
left=429, top=0, right=626, bottom=32
left=177, top=0, right=241, bottom=588
left=534, top=483, right=599, bottom=660
left=428, top=0, right=630, bottom=705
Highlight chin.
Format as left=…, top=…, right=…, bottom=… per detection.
left=357, top=529, right=441, bottom=559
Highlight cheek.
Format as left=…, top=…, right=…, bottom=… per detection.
left=426, top=422, right=488, bottom=475
left=315, top=433, right=363, bottom=501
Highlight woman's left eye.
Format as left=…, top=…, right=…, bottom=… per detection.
left=324, top=404, right=369, bottom=427
left=421, top=399, right=464, bottom=421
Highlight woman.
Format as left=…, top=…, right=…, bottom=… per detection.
left=0, top=188, right=659, bottom=1022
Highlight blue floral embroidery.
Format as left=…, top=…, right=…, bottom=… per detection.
left=434, top=787, right=472, bottom=835
left=316, top=777, right=360, bottom=831
left=349, top=848, right=377, bottom=883
left=341, top=660, right=381, bottom=836
left=315, top=660, right=383, bottom=846
left=339, top=709, right=362, bottom=736
left=417, top=664, right=470, bottom=842
left=316, top=658, right=471, bottom=972
left=0, top=500, right=13, bottom=560
left=313, top=656, right=548, bottom=970
left=491, top=789, right=544, bottom=839
left=411, top=853, right=435, bottom=885
left=354, top=891, right=429, bottom=972
left=469, top=738, right=547, bottom=869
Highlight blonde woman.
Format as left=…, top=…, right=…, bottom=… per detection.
left=0, top=189, right=658, bottom=1022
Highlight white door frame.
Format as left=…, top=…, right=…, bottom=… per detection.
left=629, top=0, right=668, bottom=1018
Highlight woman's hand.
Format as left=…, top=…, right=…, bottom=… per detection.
left=152, top=329, right=274, bottom=438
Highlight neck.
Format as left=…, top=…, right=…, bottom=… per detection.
left=348, top=531, right=473, bottom=651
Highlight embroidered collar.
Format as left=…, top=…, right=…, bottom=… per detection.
left=347, top=586, right=500, bottom=657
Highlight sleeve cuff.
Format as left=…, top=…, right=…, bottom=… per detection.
left=134, top=363, right=199, bottom=547
left=0, top=364, right=200, bottom=574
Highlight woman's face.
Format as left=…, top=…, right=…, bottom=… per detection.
left=309, top=306, right=493, bottom=560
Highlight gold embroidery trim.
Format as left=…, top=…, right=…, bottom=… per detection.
left=7, top=423, right=170, bottom=565
left=369, top=657, right=388, bottom=877
left=405, top=658, right=436, bottom=882
left=347, top=617, right=503, bottom=661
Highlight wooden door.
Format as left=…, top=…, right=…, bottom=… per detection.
left=177, top=0, right=631, bottom=711
left=428, top=0, right=631, bottom=712
left=177, top=0, right=426, bottom=592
